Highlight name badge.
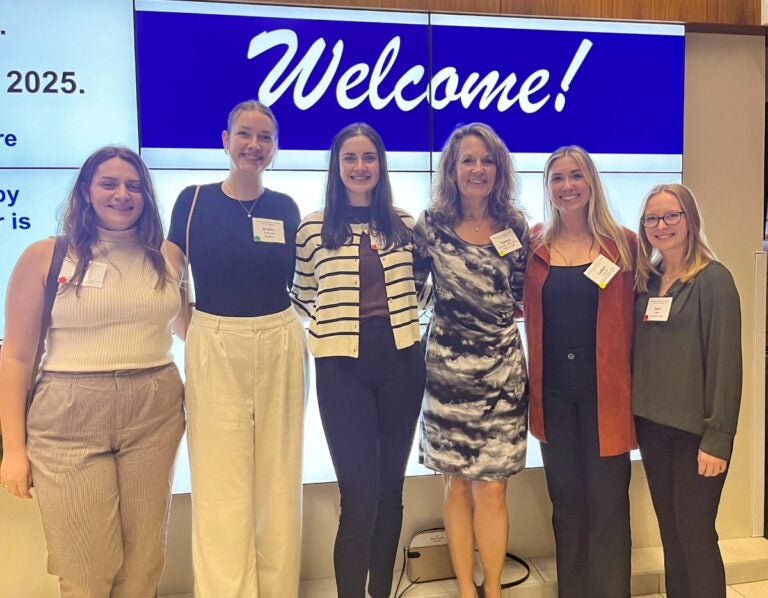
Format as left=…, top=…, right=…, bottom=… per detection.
left=251, top=218, right=285, bottom=243
left=489, top=228, right=522, bottom=257
left=644, top=296, right=673, bottom=322
left=57, top=258, right=107, bottom=288
left=583, top=254, right=620, bottom=289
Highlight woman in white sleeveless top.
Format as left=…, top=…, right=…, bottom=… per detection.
left=0, top=146, right=186, bottom=598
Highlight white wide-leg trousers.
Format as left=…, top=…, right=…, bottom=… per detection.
left=185, top=308, right=308, bottom=598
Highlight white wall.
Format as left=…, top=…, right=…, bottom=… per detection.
left=681, top=32, right=766, bottom=540
left=0, top=32, right=764, bottom=597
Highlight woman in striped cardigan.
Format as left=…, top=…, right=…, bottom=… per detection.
left=291, top=123, right=426, bottom=598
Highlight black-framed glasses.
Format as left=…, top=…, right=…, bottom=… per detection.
left=641, top=211, right=686, bottom=228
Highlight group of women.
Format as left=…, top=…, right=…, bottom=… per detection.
left=0, top=98, right=742, bottom=598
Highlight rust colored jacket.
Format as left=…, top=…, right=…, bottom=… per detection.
left=523, top=225, right=637, bottom=456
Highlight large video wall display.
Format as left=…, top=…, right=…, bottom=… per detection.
left=1, top=0, right=684, bottom=491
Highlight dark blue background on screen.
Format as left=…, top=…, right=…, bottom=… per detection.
left=135, top=9, right=683, bottom=156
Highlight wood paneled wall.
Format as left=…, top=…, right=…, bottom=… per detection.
left=251, top=0, right=762, bottom=25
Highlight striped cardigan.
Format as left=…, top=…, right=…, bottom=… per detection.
left=290, top=209, right=422, bottom=358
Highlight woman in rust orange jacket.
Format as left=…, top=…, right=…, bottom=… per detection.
left=523, top=146, right=636, bottom=598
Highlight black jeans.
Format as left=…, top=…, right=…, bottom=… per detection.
left=636, top=416, right=728, bottom=598
left=315, top=319, right=426, bottom=598
left=541, top=346, right=631, bottom=598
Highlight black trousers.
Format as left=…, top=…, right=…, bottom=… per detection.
left=315, top=319, right=426, bottom=598
left=635, top=416, right=728, bottom=598
left=541, top=347, right=632, bottom=598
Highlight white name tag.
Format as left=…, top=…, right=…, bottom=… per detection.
left=583, top=254, right=620, bottom=289
left=57, top=258, right=107, bottom=288
left=251, top=218, right=285, bottom=244
left=644, top=296, right=673, bottom=322
left=489, top=228, right=522, bottom=257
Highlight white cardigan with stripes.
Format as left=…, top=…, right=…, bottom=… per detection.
left=290, top=209, right=422, bottom=358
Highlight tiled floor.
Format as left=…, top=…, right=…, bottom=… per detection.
left=160, top=537, right=768, bottom=598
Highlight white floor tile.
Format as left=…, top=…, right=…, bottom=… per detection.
left=177, top=537, right=768, bottom=598
left=728, top=580, right=768, bottom=597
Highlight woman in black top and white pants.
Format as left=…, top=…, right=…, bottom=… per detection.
left=168, top=100, right=308, bottom=598
left=292, top=123, right=426, bottom=598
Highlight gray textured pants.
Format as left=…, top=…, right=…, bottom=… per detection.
left=26, top=363, right=185, bottom=598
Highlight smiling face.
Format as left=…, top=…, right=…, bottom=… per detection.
left=546, top=155, right=592, bottom=217
left=453, top=135, right=496, bottom=204
left=87, top=157, right=145, bottom=231
left=643, top=191, right=689, bottom=257
left=222, top=109, right=277, bottom=175
left=339, top=134, right=380, bottom=206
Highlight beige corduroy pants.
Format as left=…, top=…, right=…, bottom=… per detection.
left=27, top=363, right=185, bottom=598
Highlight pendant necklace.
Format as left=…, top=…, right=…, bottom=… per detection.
left=224, top=180, right=261, bottom=218
left=465, top=210, right=488, bottom=232
left=236, top=198, right=259, bottom=219
left=663, top=268, right=685, bottom=283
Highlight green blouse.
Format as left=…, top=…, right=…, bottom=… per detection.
left=632, top=261, right=742, bottom=459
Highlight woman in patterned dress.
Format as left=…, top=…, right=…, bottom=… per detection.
left=414, top=123, right=529, bottom=598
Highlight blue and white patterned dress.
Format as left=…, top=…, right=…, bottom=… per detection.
left=414, top=209, right=529, bottom=480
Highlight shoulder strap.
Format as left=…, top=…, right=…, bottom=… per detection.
left=185, top=185, right=201, bottom=268
left=28, top=235, right=69, bottom=398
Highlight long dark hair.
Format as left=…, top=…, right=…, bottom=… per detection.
left=321, top=123, right=409, bottom=250
left=59, top=146, right=168, bottom=289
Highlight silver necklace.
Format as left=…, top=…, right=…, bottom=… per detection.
left=223, top=180, right=261, bottom=218
left=236, top=198, right=259, bottom=219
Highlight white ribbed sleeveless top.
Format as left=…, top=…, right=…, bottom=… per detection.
left=42, top=228, right=181, bottom=372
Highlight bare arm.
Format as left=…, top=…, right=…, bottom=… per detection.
left=165, top=240, right=192, bottom=341
left=0, top=238, right=55, bottom=498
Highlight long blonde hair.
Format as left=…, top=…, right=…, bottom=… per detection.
left=537, top=146, right=632, bottom=271
left=635, top=183, right=716, bottom=292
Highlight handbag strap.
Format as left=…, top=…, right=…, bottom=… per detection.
left=28, top=235, right=69, bottom=396
left=184, top=184, right=201, bottom=268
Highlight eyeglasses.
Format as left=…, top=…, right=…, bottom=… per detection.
left=641, top=211, right=686, bottom=228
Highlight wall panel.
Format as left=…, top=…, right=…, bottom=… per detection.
left=501, top=0, right=602, bottom=18
left=707, top=0, right=761, bottom=25
left=603, top=0, right=708, bottom=22
left=235, top=0, right=763, bottom=25
left=423, top=0, right=500, bottom=13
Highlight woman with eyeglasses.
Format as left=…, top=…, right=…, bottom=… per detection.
left=524, top=146, right=635, bottom=598
left=633, top=183, right=741, bottom=598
